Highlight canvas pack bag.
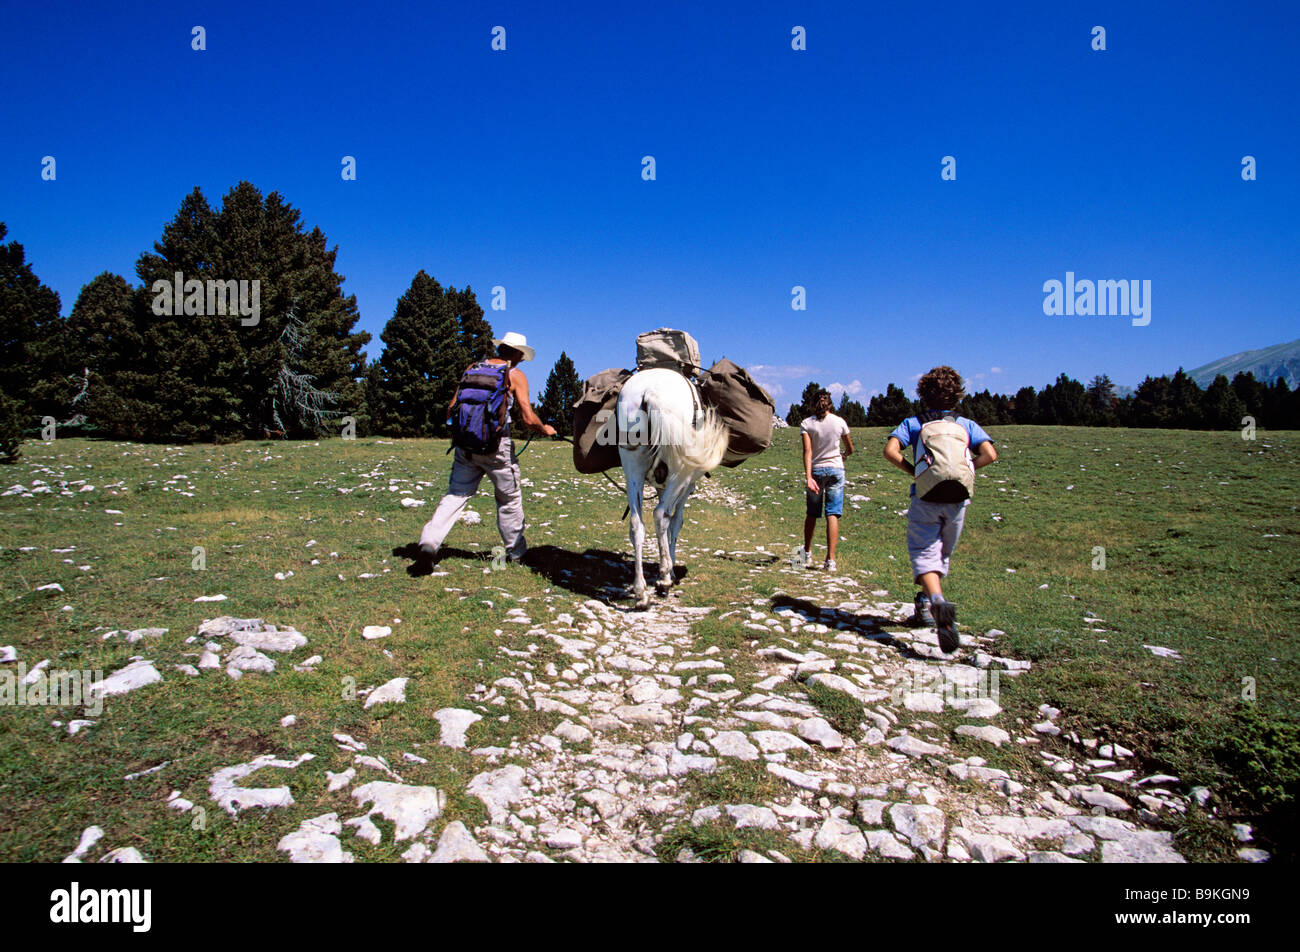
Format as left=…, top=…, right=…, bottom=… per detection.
left=913, top=413, right=975, bottom=503
left=697, top=358, right=776, bottom=467
left=450, top=361, right=512, bottom=455
left=572, top=367, right=633, bottom=473
left=635, top=328, right=701, bottom=376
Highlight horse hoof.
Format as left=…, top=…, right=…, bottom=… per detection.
left=655, top=582, right=671, bottom=596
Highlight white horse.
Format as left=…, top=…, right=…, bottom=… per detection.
left=616, top=368, right=730, bottom=609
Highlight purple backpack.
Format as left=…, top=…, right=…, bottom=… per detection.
left=451, top=362, right=512, bottom=454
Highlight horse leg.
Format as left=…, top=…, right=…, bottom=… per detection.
left=667, top=477, right=694, bottom=576
left=625, top=455, right=650, bottom=610
left=655, top=473, right=690, bottom=596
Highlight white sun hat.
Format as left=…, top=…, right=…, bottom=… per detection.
left=493, top=331, right=535, bottom=361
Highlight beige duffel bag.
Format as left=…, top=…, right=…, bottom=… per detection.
left=635, top=328, right=701, bottom=376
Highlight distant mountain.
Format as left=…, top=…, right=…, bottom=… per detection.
left=1187, top=338, right=1300, bottom=389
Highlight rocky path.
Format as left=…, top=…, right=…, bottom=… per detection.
left=421, top=557, right=1193, bottom=863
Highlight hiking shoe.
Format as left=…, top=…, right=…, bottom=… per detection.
left=413, top=542, right=438, bottom=572
left=823, top=559, right=836, bottom=573
left=795, top=549, right=812, bottom=568
left=934, top=600, right=960, bottom=653
left=910, top=592, right=934, bottom=627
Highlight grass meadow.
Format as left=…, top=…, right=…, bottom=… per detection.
left=1, top=424, right=1295, bottom=861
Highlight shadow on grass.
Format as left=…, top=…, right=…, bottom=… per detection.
left=392, top=542, right=495, bottom=576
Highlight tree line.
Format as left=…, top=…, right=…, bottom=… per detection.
left=4, top=181, right=1297, bottom=462
left=0, top=184, right=586, bottom=461
left=785, top=371, right=1300, bottom=431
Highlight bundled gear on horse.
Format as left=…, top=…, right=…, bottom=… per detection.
left=570, top=328, right=775, bottom=473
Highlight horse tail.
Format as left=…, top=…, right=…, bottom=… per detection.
left=657, top=404, right=729, bottom=476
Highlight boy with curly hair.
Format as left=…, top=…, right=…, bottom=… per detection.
left=883, top=366, right=997, bottom=653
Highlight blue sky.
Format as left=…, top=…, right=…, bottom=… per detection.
left=2, top=0, right=1296, bottom=411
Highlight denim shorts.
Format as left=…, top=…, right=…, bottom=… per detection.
left=806, top=466, right=845, bottom=518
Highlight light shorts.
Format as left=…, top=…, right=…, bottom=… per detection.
left=806, top=466, right=845, bottom=518
left=906, top=496, right=968, bottom=579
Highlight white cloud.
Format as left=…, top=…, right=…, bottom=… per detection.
left=748, top=364, right=821, bottom=405
left=991, top=366, right=1003, bottom=374
left=826, top=380, right=866, bottom=402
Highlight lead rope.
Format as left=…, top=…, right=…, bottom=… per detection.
left=548, top=432, right=633, bottom=517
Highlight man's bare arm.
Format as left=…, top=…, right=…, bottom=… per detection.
left=511, top=369, right=557, bottom=437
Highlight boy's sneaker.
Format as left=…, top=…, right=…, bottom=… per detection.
left=824, top=559, right=836, bottom=573
left=934, top=600, right=960, bottom=654
left=910, top=592, right=934, bottom=627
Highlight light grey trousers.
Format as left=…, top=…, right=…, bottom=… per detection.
left=419, top=437, right=526, bottom=560
left=906, top=496, right=968, bottom=580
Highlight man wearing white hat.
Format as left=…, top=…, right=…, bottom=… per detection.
left=415, top=332, right=556, bottom=570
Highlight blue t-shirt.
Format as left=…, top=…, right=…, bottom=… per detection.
left=889, top=413, right=991, bottom=497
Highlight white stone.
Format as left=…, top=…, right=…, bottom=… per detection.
left=886, top=734, right=945, bottom=758
left=797, top=717, right=844, bottom=749
left=889, top=803, right=946, bottom=848
left=62, top=826, right=104, bottom=863
left=866, top=829, right=914, bottom=860
left=361, top=625, right=392, bottom=640
left=545, top=828, right=584, bottom=850
left=750, top=730, right=812, bottom=754
left=467, top=765, right=526, bottom=824
left=955, top=724, right=1011, bottom=746
left=814, top=817, right=867, bottom=859
left=89, top=659, right=162, bottom=698
left=351, top=781, right=446, bottom=841
left=209, top=752, right=314, bottom=815
left=225, top=645, right=275, bottom=675
left=100, top=847, right=148, bottom=863
left=710, top=731, right=760, bottom=761
left=431, top=821, right=491, bottom=862
left=277, top=813, right=354, bottom=863
left=364, top=677, right=409, bottom=709
left=435, top=708, right=483, bottom=748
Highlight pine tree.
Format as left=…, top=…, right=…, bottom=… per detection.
left=537, top=351, right=583, bottom=436
left=0, top=390, right=22, bottom=463
left=1200, top=374, right=1247, bottom=430
left=0, top=222, right=63, bottom=427
left=455, top=287, right=494, bottom=365
left=1130, top=375, right=1173, bottom=427
left=1038, top=374, right=1087, bottom=425
left=1231, top=372, right=1266, bottom=421
left=786, top=381, right=824, bottom=426
left=866, top=383, right=915, bottom=426
left=52, top=272, right=136, bottom=430
left=92, top=183, right=371, bottom=441
left=1012, top=386, right=1039, bottom=424
left=1165, top=368, right=1203, bottom=429
left=370, top=271, right=470, bottom=436
left=1085, top=374, right=1119, bottom=425
left=836, top=392, right=868, bottom=427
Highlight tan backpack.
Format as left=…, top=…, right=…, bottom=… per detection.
left=914, top=414, right=975, bottom=503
